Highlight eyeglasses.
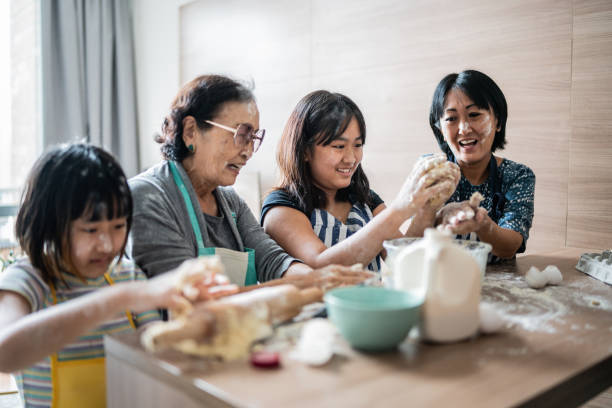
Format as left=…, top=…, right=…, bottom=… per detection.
left=205, top=120, right=265, bottom=153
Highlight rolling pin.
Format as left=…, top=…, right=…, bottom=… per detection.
left=142, top=284, right=322, bottom=351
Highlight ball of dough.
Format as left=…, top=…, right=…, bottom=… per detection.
left=479, top=302, right=505, bottom=334
left=426, top=160, right=459, bottom=208
left=542, top=265, right=563, bottom=285
left=525, top=266, right=547, bottom=289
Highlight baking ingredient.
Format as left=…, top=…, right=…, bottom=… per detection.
left=525, top=266, right=548, bottom=289
left=479, top=302, right=505, bottom=334
left=542, top=265, right=562, bottom=285
left=393, top=228, right=481, bottom=342
left=141, top=284, right=323, bottom=360
left=425, top=160, right=461, bottom=208
left=469, top=191, right=484, bottom=208
left=398, top=155, right=459, bottom=234
left=444, top=191, right=484, bottom=226
left=289, top=318, right=336, bottom=366
left=525, top=265, right=563, bottom=289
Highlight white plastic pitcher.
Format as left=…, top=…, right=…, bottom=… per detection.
left=393, top=228, right=481, bottom=342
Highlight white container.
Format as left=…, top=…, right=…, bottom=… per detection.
left=384, top=237, right=491, bottom=281
left=393, top=229, right=481, bottom=343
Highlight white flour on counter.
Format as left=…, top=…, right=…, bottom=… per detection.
left=483, top=279, right=566, bottom=333
left=482, top=272, right=612, bottom=334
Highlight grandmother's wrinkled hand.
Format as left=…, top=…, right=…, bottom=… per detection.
left=391, top=154, right=460, bottom=215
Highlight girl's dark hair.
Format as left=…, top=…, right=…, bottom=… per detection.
left=15, top=143, right=133, bottom=284
left=429, top=70, right=508, bottom=159
left=276, top=90, right=371, bottom=214
left=156, top=74, right=255, bottom=161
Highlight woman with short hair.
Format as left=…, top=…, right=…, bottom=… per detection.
left=430, top=70, right=536, bottom=260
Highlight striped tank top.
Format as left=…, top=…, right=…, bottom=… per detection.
left=310, top=202, right=382, bottom=272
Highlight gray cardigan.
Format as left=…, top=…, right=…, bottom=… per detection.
left=127, top=161, right=297, bottom=281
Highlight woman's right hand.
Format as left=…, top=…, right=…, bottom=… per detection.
left=390, top=154, right=459, bottom=216
left=129, top=257, right=240, bottom=313
left=261, top=264, right=376, bottom=292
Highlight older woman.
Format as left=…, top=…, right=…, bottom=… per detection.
left=429, top=70, right=535, bottom=260
left=128, top=75, right=370, bottom=287
left=261, top=90, right=459, bottom=271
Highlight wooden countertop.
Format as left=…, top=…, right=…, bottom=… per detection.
left=105, top=248, right=612, bottom=408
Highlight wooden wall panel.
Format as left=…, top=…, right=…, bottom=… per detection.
left=568, top=0, right=612, bottom=249
left=309, top=0, right=572, bottom=252
left=179, top=0, right=611, bottom=251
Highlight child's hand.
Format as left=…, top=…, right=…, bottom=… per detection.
left=129, top=257, right=239, bottom=313
left=170, top=257, right=238, bottom=302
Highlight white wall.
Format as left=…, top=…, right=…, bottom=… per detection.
left=132, top=0, right=189, bottom=171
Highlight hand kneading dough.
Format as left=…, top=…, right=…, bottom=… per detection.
left=141, top=284, right=323, bottom=360
left=426, top=160, right=460, bottom=208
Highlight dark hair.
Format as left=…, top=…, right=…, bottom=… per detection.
left=156, top=75, right=255, bottom=161
left=275, top=90, right=372, bottom=214
left=15, top=143, right=133, bottom=284
left=429, top=70, right=508, bottom=159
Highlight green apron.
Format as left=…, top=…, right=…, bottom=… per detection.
left=169, top=161, right=257, bottom=286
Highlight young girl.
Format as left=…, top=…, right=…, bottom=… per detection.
left=261, top=91, right=459, bottom=271
left=0, top=144, right=213, bottom=408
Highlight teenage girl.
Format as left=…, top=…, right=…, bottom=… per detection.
left=261, top=91, right=459, bottom=271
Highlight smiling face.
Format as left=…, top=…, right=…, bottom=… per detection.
left=306, top=117, right=363, bottom=196
left=186, top=101, right=260, bottom=189
left=439, top=88, right=499, bottom=166
left=69, top=216, right=128, bottom=278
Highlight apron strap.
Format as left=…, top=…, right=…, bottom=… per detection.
left=488, top=155, right=505, bottom=223
left=104, top=274, right=137, bottom=329
left=49, top=273, right=136, bottom=327
left=169, top=160, right=207, bottom=253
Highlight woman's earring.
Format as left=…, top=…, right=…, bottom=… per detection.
left=188, top=144, right=195, bottom=153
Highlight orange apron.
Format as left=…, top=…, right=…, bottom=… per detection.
left=49, top=274, right=135, bottom=408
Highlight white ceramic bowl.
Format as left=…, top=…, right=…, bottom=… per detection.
left=383, top=237, right=492, bottom=281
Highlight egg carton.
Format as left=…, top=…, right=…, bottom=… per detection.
left=575, top=250, right=612, bottom=285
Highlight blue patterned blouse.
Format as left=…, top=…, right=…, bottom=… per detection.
left=447, top=157, right=535, bottom=255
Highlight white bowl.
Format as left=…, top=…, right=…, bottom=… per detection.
left=383, top=237, right=492, bottom=281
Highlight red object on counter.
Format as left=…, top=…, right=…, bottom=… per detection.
left=250, top=351, right=281, bottom=368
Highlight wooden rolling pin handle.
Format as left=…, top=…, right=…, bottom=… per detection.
left=147, top=313, right=216, bottom=349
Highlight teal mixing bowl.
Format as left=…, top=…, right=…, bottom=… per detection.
left=324, top=286, right=422, bottom=351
